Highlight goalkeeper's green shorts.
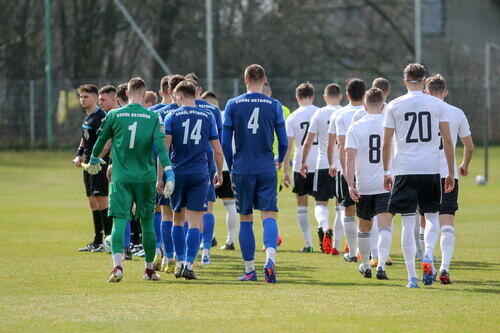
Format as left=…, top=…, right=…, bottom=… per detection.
left=108, top=181, right=156, bottom=220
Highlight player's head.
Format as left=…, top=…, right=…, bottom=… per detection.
left=244, top=64, right=267, bottom=90
left=372, top=77, right=390, bottom=101
left=424, top=74, right=448, bottom=100
left=126, top=77, right=147, bottom=101
left=345, top=78, right=366, bottom=103
left=323, top=83, right=342, bottom=106
left=363, top=87, right=384, bottom=114
left=98, top=85, right=118, bottom=112
left=77, top=84, right=98, bottom=110
left=201, top=90, right=219, bottom=107
left=185, top=73, right=203, bottom=98
left=295, top=82, right=315, bottom=106
left=403, top=63, right=427, bottom=90
left=117, top=83, right=128, bottom=106
left=262, top=82, right=272, bottom=97
left=168, top=75, right=186, bottom=103
left=143, top=90, right=158, bottom=108
left=174, top=80, right=196, bottom=105
left=159, top=75, right=171, bottom=100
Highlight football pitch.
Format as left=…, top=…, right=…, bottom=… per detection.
left=0, top=149, right=499, bottom=332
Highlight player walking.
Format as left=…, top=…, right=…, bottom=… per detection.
left=222, top=64, right=288, bottom=283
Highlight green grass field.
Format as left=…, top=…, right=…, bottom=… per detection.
left=0, top=148, right=499, bottom=332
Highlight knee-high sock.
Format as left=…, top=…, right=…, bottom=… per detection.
left=377, top=226, right=392, bottom=270
left=357, top=231, right=371, bottom=268
left=92, top=210, right=104, bottom=244
left=139, top=215, right=156, bottom=263
left=314, top=204, right=329, bottom=231
left=172, top=225, right=186, bottom=262
left=401, top=214, right=417, bottom=280
left=202, top=214, right=215, bottom=250
left=333, top=206, right=344, bottom=250
left=186, top=228, right=201, bottom=263
left=111, top=218, right=127, bottom=268
left=183, top=221, right=189, bottom=237
left=123, top=220, right=131, bottom=247
left=161, top=220, right=174, bottom=258
left=153, top=212, right=162, bottom=250
left=440, top=225, right=455, bottom=271
left=370, top=216, right=379, bottom=258
left=424, top=212, right=440, bottom=259
left=414, top=213, right=422, bottom=255
left=223, top=200, right=238, bottom=244
left=263, top=218, right=278, bottom=264
left=343, top=216, right=357, bottom=257
left=239, top=221, right=255, bottom=272
left=297, top=206, right=312, bottom=247
left=100, top=208, right=113, bottom=236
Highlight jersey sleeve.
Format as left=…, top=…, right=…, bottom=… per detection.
left=154, top=114, right=165, bottom=140
left=96, top=112, right=113, bottom=141
left=209, top=114, right=219, bottom=141
left=383, top=103, right=396, bottom=129
left=458, top=111, right=471, bottom=138
left=222, top=100, right=234, bottom=130
left=164, top=112, right=173, bottom=135
left=335, top=114, right=347, bottom=136
left=438, top=101, right=449, bottom=123
left=285, top=114, right=294, bottom=138
left=274, top=101, right=286, bottom=128
left=345, top=126, right=357, bottom=150
left=308, top=111, right=319, bottom=134
left=328, top=113, right=337, bottom=134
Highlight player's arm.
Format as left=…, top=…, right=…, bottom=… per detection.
left=275, top=123, right=288, bottom=171
left=382, top=127, right=394, bottom=191
left=300, top=132, right=315, bottom=177
left=459, top=135, right=474, bottom=176
left=100, top=139, right=112, bottom=158
left=155, top=114, right=174, bottom=197
left=282, top=136, right=294, bottom=188
left=221, top=101, right=234, bottom=170
left=73, top=138, right=84, bottom=167
left=209, top=114, right=224, bottom=187
left=345, top=148, right=360, bottom=202
left=337, top=135, right=347, bottom=174
left=327, top=133, right=337, bottom=177
left=439, top=121, right=455, bottom=193
left=86, top=113, right=113, bottom=174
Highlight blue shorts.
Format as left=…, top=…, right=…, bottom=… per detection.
left=206, top=165, right=216, bottom=202
left=171, top=174, right=209, bottom=213
left=232, top=172, right=278, bottom=215
left=156, top=173, right=170, bottom=206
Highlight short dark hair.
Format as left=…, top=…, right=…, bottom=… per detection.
left=404, top=63, right=427, bottom=82
left=77, top=84, right=98, bottom=96
left=372, top=78, right=390, bottom=94
left=174, top=80, right=196, bottom=98
left=168, top=74, right=185, bottom=92
left=244, top=64, right=266, bottom=82
left=346, top=78, right=366, bottom=101
left=144, top=91, right=158, bottom=105
left=324, top=83, right=341, bottom=97
left=201, top=90, right=217, bottom=100
left=128, top=77, right=146, bottom=93
left=425, top=74, right=447, bottom=94
left=364, top=87, right=384, bottom=105
left=160, top=75, right=171, bottom=93
left=98, top=85, right=117, bottom=95
left=117, top=83, right=128, bottom=103
left=185, top=73, right=200, bottom=86
left=296, top=82, right=315, bottom=99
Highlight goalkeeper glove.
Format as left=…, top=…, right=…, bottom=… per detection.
left=163, top=166, right=175, bottom=198
left=84, top=156, right=106, bottom=175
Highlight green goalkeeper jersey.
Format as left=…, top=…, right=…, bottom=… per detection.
left=92, top=103, right=169, bottom=183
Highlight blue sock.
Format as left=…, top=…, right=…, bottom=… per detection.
left=123, top=220, right=131, bottom=247
left=239, top=221, right=255, bottom=261
left=161, top=220, right=173, bottom=258
left=202, top=214, right=215, bottom=250
left=186, top=228, right=201, bottom=263
left=154, top=212, right=162, bottom=249
left=263, top=218, right=278, bottom=249
left=172, top=225, right=186, bottom=261
left=183, top=221, right=189, bottom=237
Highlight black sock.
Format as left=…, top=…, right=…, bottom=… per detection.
left=92, top=210, right=103, bottom=244
left=100, top=208, right=113, bottom=236
left=131, top=219, right=142, bottom=245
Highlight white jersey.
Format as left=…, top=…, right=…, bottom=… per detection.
left=308, top=105, right=342, bottom=170
left=439, top=102, right=471, bottom=178
left=383, top=91, right=448, bottom=176
left=352, top=103, right=387, bottom=123
left=335, top=104, right=365, bottom=137
left=326, top=106, right=345, bottom=169
left=285, top=105, right=320, bottom=172
left=346, top=113, right=388, bottom=195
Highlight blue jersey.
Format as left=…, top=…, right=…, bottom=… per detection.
left=156, top=103, right=179, bottom=123
left=164, top=106, right=219, bottom=175
left=223, top=92, right=285, bottom=175
left=149, top=103, right=166, bottom=111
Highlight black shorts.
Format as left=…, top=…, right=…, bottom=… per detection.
left=83, top=166, right=109, bottom=197
left=293, top=172, right=314, bottom=196
left=312, top=169, right=336, bottom=201
left=216, top=171, right=234, bottom=199
left=388, top=174, right=441, bottom=215
left=440, top=178, right=459, bottom=215
left=336, top=173, right=356, bottom=207
left=356, top=193, right=390, bottom=221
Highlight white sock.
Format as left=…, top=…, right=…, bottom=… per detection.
left=343, top=216, right=357, bottom=257
left=424, top=212, right=440, bottom=259
left=297, top=206, right=312, bottom=247
left=145, top=262, right=154, bottom=270
left=333, top=206, right=344, bottom=250
left=401, top=214, right=417, bottom=280
left=202, top=249, right=210, bottom=257
left=155, top=248, right=161, bottom=256
left=357, top=230, right=371, bottom=268
left=177, top=260, right=185, bottom=268
left=223, top=200, right=238, bottom=244
left=314, top=204, right=329, bottom=231
left=370, top=216, right=379, bottom=258
left=440, top=225, right=455, bottom=271
left=244, top=260, right=255, bottom=273
left=414, top=213, right=422, bottom=254
left=377, top=226, right=392, bottom=270
left=265, top=247, right=276, bottom=264
left=112, top=253, right=122, bottom=267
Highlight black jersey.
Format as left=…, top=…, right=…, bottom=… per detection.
left=82, top=107, right=107, bottom=163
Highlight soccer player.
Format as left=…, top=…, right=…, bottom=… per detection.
left=382, top=63, right=455, bottom=288
left=330, top=78, right=367, bottom=262
left=222, top=64, right=288, bottom=283
left=345, top=88, right=392, bottom=279
left=98, top=85, right=120, bottom=112
left=424, top=74, right=474, bottom=284
left=300, top=83, right=343, bottom=254
left=150, top=75, right=172, bottom=111
left=282, top=83, right=319, bottom=252
left=85, top=77, right=174, bottom=282
left=143, top=91, right=158, bottom=108
left=73, top=84, right=112, bottom=252
left=163, top=80, right=224, bottom=279
left=116, top=83, right=128, bottom=106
